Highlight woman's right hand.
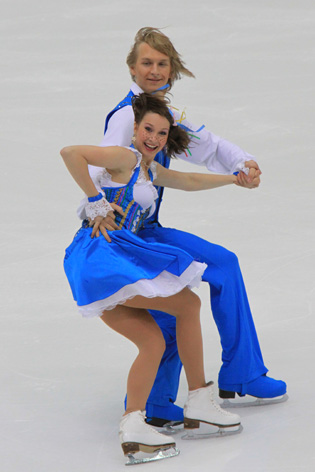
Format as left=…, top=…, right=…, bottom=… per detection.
left=90, top=203, right=124, bottom=241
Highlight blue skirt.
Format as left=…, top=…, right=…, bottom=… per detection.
left=64, top=225, right=207, bottom=317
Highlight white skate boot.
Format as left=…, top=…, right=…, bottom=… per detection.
left=119, top=410, right=180, bottom=465
left=183, top=381, right=242, bottom=439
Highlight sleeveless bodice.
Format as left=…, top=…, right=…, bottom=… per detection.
left=96, top=148, right=158, bottom=234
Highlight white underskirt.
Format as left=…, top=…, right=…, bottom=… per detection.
left=78, top=261, right=207, bottom=318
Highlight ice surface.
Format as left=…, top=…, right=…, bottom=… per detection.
left=1, top=0, right=315, bottom=470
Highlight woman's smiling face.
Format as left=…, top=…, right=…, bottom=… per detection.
left=134, top=112, right=170, bottom=161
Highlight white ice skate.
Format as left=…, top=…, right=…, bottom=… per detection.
left=119, top=410, right=180, bottom=465
left=182, top=381, right=242, bottom=440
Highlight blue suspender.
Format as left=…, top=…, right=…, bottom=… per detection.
left=104, top=90, right=134, bottom=134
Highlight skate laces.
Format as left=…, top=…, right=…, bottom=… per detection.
left=188, top=383, right=236, bottom=417
left=208, top=387, right=235, bottom=417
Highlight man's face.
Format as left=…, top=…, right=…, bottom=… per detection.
left=130, top=42, right=172, bottom=93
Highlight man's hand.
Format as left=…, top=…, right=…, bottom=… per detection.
left=89, top=203, right=124, bottom=242
left=236, top=160, right=262, bottom=188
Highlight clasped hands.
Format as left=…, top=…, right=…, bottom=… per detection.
left=235, top=160, right=262, bottom=188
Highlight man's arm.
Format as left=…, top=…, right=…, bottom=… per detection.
left=173, top=112, right=261, bottom=188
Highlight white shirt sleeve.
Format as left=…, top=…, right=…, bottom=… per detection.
left=99, top=106, right=135, bottom=147
left=77, top=106, right=135, bottom=220
left=173, top=112, right=256, bottom=174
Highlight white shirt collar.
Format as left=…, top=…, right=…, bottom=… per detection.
left=130, top=83, right=144, bottom=95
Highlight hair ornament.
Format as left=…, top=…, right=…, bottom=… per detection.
left=169, top=107, right=178, bottom=127
left=178, top=109, right=186, bottom=124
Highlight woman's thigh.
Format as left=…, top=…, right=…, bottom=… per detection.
left=101, top=306, right=165, bottom=350
left=121, top=287, right=200, bottom=318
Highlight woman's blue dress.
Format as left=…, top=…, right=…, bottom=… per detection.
left=64, top=149, right=207, bottom=317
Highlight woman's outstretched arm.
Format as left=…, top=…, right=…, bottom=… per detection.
left=153, top=163, right=237, bottom=191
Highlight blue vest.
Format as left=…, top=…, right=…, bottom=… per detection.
left=103, top=90, right=171, bottom=226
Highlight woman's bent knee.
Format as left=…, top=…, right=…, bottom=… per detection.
left=140, top=330, right=166, bottom=356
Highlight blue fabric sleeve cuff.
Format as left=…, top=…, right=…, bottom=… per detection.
left=88, top=192, right=103, bottom=203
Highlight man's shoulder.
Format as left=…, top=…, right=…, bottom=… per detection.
left=114, top=89, right=134, bottom=109
left=110, top=103, right=134, bottom=121
left=113, top=83, right=141, bottom=109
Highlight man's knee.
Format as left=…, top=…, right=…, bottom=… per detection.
left=204, top=245, right=239, bottom=272
left=221, top=247, right=239, bottom=268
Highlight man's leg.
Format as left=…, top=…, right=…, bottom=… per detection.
left=146, top=310, right=183, bottom=425
left=140, top=226, right=286, bottom=401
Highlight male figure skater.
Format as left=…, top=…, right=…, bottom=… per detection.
left=79, top=27, right=287, bottom=426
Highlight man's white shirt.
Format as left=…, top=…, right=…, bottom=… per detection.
left=78, top=82, right=255, bottom=218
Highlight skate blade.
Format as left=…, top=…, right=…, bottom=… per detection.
left=155, top=421, right=184, bottom=436
left=125, top=447, right=180, bottom=465
left=182, top=422, right=243, bottom=440
left=221, top=393, right=289, bottom=408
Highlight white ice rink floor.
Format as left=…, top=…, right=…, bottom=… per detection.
left=1, top=1, right=315, bottom=470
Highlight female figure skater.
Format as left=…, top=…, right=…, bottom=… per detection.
left=61, top=93, right=241, bottom=464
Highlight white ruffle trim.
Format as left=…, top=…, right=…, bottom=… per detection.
left=149, top=161, right=158, bottom=181
left=78, top=261, right=207, bottom=318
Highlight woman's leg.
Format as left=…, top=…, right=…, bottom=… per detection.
left=101, top=306, right=166, bottom=414
left=103, top=289, right=241, bottom=436
left=121, top=288, right=206, bottom=392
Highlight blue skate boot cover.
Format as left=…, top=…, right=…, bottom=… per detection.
left=220, top=374, right=287, bottom=399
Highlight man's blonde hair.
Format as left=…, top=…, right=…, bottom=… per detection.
left=126, top=27, right=195, bottom=88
